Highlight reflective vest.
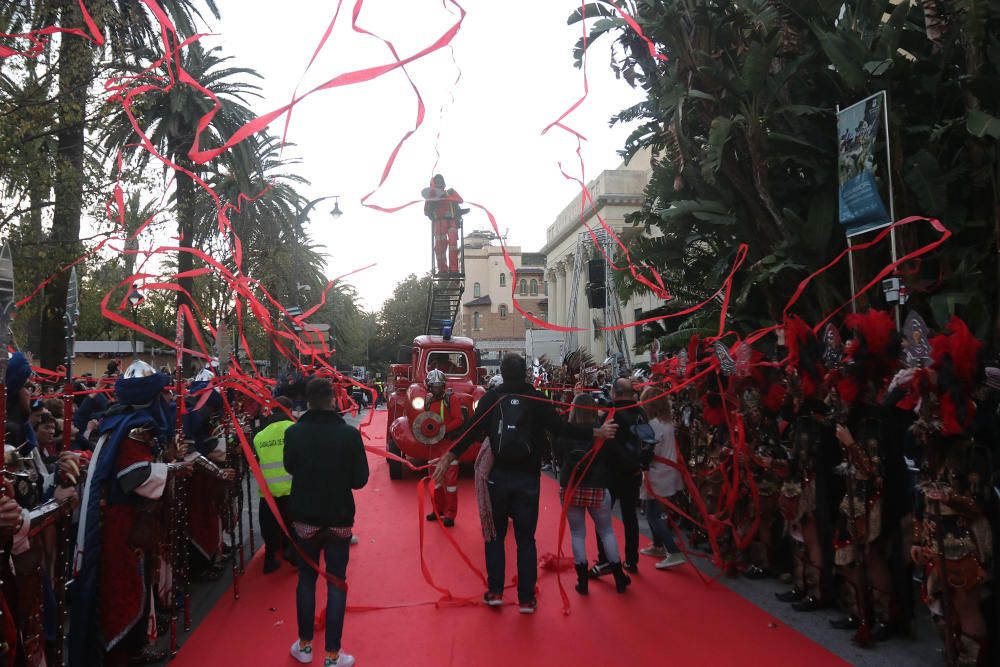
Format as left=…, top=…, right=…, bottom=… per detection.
left=253, top=419, right=294, bottom=497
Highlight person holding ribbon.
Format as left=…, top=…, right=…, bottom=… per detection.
left=424, top=369, right=465, bottom=527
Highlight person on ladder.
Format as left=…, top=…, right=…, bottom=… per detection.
left=423, top=369, right=464, bottom=526
left=421, top=174, right=468, bottom=275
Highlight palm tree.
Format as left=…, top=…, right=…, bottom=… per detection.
left=2, top=0, right=223, bottom=368
left=101, top=43, right=262, bottom=365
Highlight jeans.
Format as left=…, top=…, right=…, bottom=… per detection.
left=643, top=498, right=678, bottom=552
left=596, top=473, right=641, bottom=564
left=484, top=467, right=540, bottom=603
left=565, top=492, right=620, bottom=565
left=296, top=531, right=350, bottom=652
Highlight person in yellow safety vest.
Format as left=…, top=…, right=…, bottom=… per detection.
left=254, top=396, right=296, bottom=573
left=423, top=370, right=465, bottom=527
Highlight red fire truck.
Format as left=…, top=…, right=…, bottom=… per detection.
left=385, top=333, right=486, bottom=479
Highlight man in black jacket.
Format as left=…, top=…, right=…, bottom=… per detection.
left=285, top=378, right=368, bottom=667
left=433, top=353, right=617, bottom=613
left=591, top=377, right=645, bottom=575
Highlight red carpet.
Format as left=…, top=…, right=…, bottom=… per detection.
left=173, top=410, right=847, bottom=667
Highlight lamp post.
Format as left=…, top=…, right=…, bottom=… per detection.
left=295, top=195, right=343, bottom=227
left=128, top=286, right=143, bottom=359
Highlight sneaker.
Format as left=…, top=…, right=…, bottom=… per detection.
left=639, top=545, right=667, bottom=558
left=291, top=640, right=314, bottom=664
left=350, top=535, right=359, bottom=545
left=442, top=517, right=455, bottom=527
left=518, top=598, right=537, bottom=615
left=425, top=512, right=439, bottom=522
left=323, top=652, right=355, bottom=667
left=655, top=553, right=686, bottom=570
left=483, top=591, right=503, bottom=607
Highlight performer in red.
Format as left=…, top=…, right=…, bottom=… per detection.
left=423, top=370, right=464, bottom=527
left=69, top=361, right=191, bottom=667
left=421, top=174, right=468, bottom=275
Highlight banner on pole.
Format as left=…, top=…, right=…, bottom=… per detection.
left=837, top=91, right=891, bottom=237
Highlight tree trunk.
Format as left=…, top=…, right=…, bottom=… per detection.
left=41, top=0, right=94, bottom=370
left=175, top=159, right=196, bottom=374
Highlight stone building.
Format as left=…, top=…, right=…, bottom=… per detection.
left=540, top=147, right=662, bottom=366
left=455, top=231, right=547, bottom=368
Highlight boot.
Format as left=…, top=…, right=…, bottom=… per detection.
left=574, top=563, right=589, bottom=595
left=610, top=562, right=630, bottom=594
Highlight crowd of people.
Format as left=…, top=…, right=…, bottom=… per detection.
left=477, top=310, right=997, bottom=667
left=0, top=354, right=292, bottom=666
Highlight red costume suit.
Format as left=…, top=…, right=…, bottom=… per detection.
left=99, top=428, right=169, bottom=656
left=427, top=394, right=464, bottom=520
left=422, top=175, right=465, bottom=274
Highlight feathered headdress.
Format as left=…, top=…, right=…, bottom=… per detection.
left=784, top=315, right=824, bottom=397
left=930, top=316, right=982, bottom=435
left=840, top=309, right=899, bottom=404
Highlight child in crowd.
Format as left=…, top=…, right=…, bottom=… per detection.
left=638, top=388, right=686, bottom=570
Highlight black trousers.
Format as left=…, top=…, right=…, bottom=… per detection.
left=259, top=495, right=291, bottom=560
left=596, top=473, right=641, bottom=565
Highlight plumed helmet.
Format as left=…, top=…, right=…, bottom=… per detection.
left=123, top=359, right=156, bottom=379
left=426, top=369, right=446, bottom=387
left=194, top=366, right=215, bottom=382
left=488, top=374, right=503, bottom=389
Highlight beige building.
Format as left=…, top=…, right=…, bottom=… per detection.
left=456, top=232, right=547, bottom=368
left=540, top=147, right=662, bottom=367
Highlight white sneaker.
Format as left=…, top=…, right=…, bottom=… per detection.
left=655, top=553, right=686, bottom=570
left=291, top=640, right=314, bottom=664
left=350, top=535, right=359, bottom=545
left=639, top=545, right=666, bottom=558
left=324, top=652, right=355, bottom=667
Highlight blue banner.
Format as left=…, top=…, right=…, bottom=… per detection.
left=837, top=92, right=891, bottom=237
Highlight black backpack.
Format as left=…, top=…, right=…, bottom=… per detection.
left=491, top=394, right=533, bottom=464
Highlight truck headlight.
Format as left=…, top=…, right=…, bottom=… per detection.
left=411, top=396, right=425, bottom=410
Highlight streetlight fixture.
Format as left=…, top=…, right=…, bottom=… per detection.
left=295, top=195, right=343, bottom=227
left=127, top=286, right=143, bottom=358
left=330, top=196, right=343, bottom=219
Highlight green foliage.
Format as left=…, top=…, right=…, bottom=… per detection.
left=367, top=274, right=432, bottom=374
left=582, top=0, right=1000, bottom=346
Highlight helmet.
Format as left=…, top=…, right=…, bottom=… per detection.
left=488, top=375, right=503, bottom=389
left=123, top=360, right=156, bottom=379
left=426, top=369, right=446, bottom=387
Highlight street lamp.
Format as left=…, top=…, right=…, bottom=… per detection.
left=295, top=195, right=343, bottom=226
left=127, top=286, right=143, bottom=358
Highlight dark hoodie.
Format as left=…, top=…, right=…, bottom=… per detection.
left=450, top=380, right=594, bottom=474
left=284, top=409, right=369, bottom=528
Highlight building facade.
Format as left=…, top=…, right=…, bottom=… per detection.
left=540, top=147, right=662, bottom=367
left=456, top=231, right=547, bottom=367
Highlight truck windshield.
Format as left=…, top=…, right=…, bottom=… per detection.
left=426, top=351, right=469, bottom=377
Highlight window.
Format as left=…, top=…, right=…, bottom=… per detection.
left=426, top=351, right=469, bottom=376
left=529, top=279, right=538, bottom=296
left=473, top=282, right=481, bottom=298
left=526, top=312, right=534, bottom=330
left=519, top=279, right=527, bottom=296
left=473, top=311, right=481, bottom=330
left=499, top=273, right=506, bottom=287
left=499, top=305, right=508, bottom=319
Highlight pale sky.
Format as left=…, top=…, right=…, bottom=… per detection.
left=205, top=0, right=645, bottom=310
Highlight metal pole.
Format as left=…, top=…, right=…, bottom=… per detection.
left=881, top=90, right=901, bottom=327
left=847, top=237, right=858, bottom=314
left=131, top=305, right=137, bottom=358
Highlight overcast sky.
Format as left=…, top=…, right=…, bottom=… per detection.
left=206, top=0, right=645, bottom=310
